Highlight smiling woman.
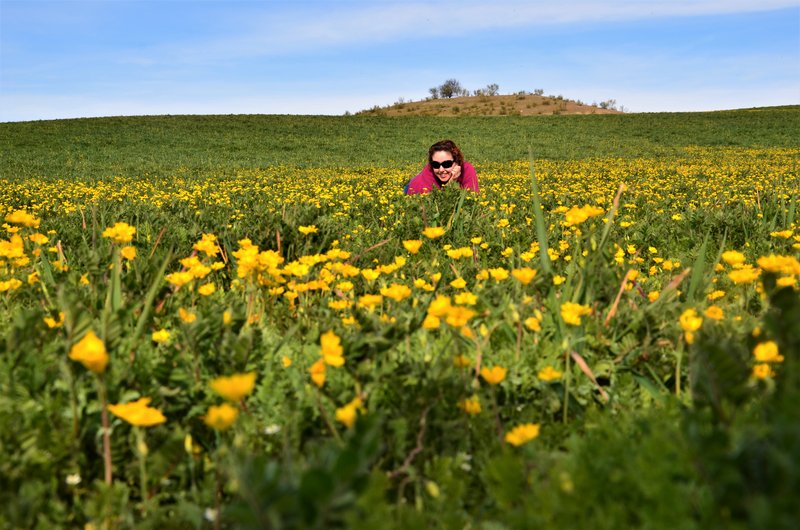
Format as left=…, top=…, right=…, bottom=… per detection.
left=404, top=139, right=480, bottom=195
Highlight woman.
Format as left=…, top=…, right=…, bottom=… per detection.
left=404, top=139, right=480, bottom=195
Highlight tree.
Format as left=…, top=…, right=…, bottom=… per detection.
left=428, top=87, right=440, bottom=99
left=439, top=79, right=463, bottom=99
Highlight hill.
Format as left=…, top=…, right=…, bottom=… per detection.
left=1, top=107, right=798, bottom=180
left=356, top=93, right=623, bottom=117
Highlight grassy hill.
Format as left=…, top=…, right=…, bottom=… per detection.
left=356, top=93, right=623, bottom=117
left=1, top=106, right=799, bottom=180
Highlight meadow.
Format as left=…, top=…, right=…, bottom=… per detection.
left=1, top=108, right=799, bottom=529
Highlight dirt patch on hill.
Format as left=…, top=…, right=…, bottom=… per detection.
left=357, top=94, right=623, bottom=117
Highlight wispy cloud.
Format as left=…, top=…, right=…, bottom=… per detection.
left=116, top=0, right=800, bottom=65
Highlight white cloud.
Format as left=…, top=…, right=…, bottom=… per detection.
left=123, top=0, right=800, bottom=64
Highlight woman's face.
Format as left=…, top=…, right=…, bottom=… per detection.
left=431, top=150, right=461, bottom=183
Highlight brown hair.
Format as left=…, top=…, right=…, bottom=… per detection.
left=428, top=139, right=464, bottom=166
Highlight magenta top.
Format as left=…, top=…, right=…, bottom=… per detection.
left=405, top=161, right=480, bottom=195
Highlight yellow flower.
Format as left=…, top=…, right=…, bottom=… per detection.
left=458, top=395, right=481, bottom=415
left=647, top=290, right=660, bottom=302
left=68, top=330, right=109, bottom=374
left=309, top=358, right=326, bottom=387
left=721, top=250, right=747, bottom=267
left=707, top=290, right=725, bottom=301
left=102, top=222, right=136, bottom=244
left=524, top=316, right=541, bottom=332
left=0, top=278, right=23, bottom=292
left=704, top=305, right=724, bottom=321
left=751, top=363, right=775, bottom=380
left=511, top=267, right=537, bottom=285
left=151, top=329, right=171, bottom=343
left=357, top=294, right=383, bottom=309
left=422, top=314, right=440, bottom=330
left=108, top=397, right=166, bottom=427
left=210, top=372, right=257, bottom=402
left=453, top=354, right=472, bottom=368
left=178, top=307, right=197, bottom=323
left=422, top=226, right=445, bottom=239
left=223, top=310, right=232, bottom=325
left=198, top=282, right=216, bottom=296
left=320, top=330, right=345, bottom=367
left=769, top=230, right=793, bottom=239
left=444, top=306, right=476, bottom=328
left=44, top=312, right=65, bottom=329
left=728, top=266, right=760, bottom=285
left=5, top=209, right=40, bottom=228
left=480, top=366, right=507, bottom=385
left=281, top=355, right=292, bottom=368
left=193, top=233, right=220, bottom=257
left=679, top=308, right=703, bottom=345
left=454, top=291, right=477, bottom=305
left=504, top=423, right=540, bottom=446
left=560, top=302, right=592, bottom=326
left=537, top=366, right=562, bottom=381
left=28, top=233, right=49, bottom=245
left=756, top=254, right=800, bottom=276
left=166, top=271, right=195, bottom=288
left=203, top=403, right=238, bottom=430
left=488, top=268, right=509, bottom=282
left=449, top=277, right=467, bottom=289
left=380, top=283, right=412, bottom=302
left=552, top=275, right=566, bottom=286
left=335, top=396, right=363, bottom=429
left=120, top=246, right=136, bottom=261
left=298, top=225, right=318, bottom=235
left=80, top=274, right=90, bottom=286
left=753, top=341, right=783, bottom=363
left=402, top=239, right=423, bottom=254
left=361, top=268, right=380, bottom=281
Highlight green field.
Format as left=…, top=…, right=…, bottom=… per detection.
left=1, top=109, right=799, bottom=529
left=2, top=106, right=799, bottom=179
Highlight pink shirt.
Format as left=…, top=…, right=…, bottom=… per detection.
left=405, top=161, right=480, bottom=195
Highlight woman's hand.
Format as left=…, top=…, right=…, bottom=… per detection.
left=436, top=163, right=461, bottom=184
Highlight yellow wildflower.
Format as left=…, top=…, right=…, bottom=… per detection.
left=458, top=395, right=481, bottom=415
left=380, top=283, right=412, bottom=302
left=102, top=222, right=136, bottom=244
left=402, top=239, right=423, bottom=254
left=108, top=397, right=166, bottom=427
left=704, top=305, right=724, bottom=321
left=309, top=359, right=326, bottom=387
left=320, top=330, right=345, bottom=367
left=480, top=366, right=507, bottom=385
left=753, top=341, right=783, bottom=363
left=537, top=366, right=562, bottom=381
left=5, top=209, right=40, bottom=228
left=198, top=282, right=216, bottom=296
left=203, top=403, right=238, bottom=430
left=151, top=329, right=171, bottom=343
left=298, top=225, right=318, bottom=235
left=68, top=330, right=109, bottom=374
left=504, top=423, right=540, bottom=446
left=422, top=226, right=445, bottom=239
left=211, top=372, right=257, bottom=402
left=560, top=302, right=592, bottom=326
left=120, top=246, right=136, bottom=261
left=728, top=266, right=760, bottom=284
left=511, top=267, right=537, bottom=285
left=335, top=396, right=363, bottom=429
left=178, top=307, right=196, bottom=323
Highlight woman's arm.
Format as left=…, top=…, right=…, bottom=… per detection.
left=405, top=165, right=439, bottom=195
left=459, top=162, right=480, bottom=193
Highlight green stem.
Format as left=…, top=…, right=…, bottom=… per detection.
left=98, top=377, right=113, bottom=485
left=563, top=347, right=571, bottom=424
left=136, top=428, right=150, bottom=516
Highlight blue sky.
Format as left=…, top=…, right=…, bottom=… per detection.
left=1, top=0, right=798, bottom=121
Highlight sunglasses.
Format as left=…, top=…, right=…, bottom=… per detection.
left=430, top=159, right=455, bottom=169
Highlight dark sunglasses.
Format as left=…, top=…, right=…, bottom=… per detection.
left=431, top=159, right=455, bottom=169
